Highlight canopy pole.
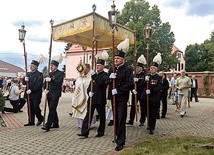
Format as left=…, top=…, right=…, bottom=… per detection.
left=133, top=29, right=138, bottom=122
left=88, top=4, right=96, bottom=129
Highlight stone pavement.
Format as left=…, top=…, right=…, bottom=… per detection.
left=0, top=93, right=213, bottom=155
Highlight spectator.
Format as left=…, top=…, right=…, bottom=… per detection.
left=190, top=75, right=199, bottom=102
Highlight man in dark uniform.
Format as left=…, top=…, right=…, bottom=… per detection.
left=126, top=55, right=146, bottom=126
left=190, top=75, right=199, bottom=102
left=108, top=40, right=134, bottom=151
left=77, top=57, right=109, bottom=138
left=158, top=72, right=169, bottom=118
left=42, top=59, right=64, bottom=131
left=24, top=60, right=44, bottom=126
left=141, top=62, right=162, bottom=135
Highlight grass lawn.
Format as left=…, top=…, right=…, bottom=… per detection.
left=118, top=136, right=214, bottom=155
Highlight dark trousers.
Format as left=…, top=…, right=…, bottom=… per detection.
left=28, top=98, right=43, bottom=123
left=143, top=98, right=158, bottom=130
left=46, top=97, right=60, bottom=127
left=128, top=95, right=145, bottom=124
left=190, top=88, right=198, bottom=102
left=81, top=103, right=106, bottom=136
left=114, top=101, right=127, bottom=146
left=160, top=91, right=168, bottom=117
left=4, top=98, right=26, bottom=113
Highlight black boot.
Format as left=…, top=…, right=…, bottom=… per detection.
left=51, top=123, right=59, bottom=128
left=41, top=123, right=51, bottom=131
left=108, top=120, right=113, bottom=126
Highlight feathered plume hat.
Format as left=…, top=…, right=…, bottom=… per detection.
left=137, top=54, right=146, bottom=68
left=95, top=50, right=109, bottom=65
left=51, top=53, right=63, bottom=67
left=151, top=52, right=162, bottom=68
left=31, top=54, right=47, bottom=67
left=115, top=38, right=129, bottom=58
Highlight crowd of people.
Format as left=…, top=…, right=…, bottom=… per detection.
left=0, top=39, right=200, bottom=152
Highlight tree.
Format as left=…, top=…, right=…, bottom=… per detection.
left=116, top=0, right=175, bottom=71
left=185, top=31, right=214, bottom=71
left=204, top=31, right=214, bottom=69
left=185, top=43, right=209, bottom=71
left=62, top=43, right=72, bottom=74
left=0, top=90, right=5, bottom=111
left=64, top=43, right=72, bottom=51
left=42, top=66, right=48, bottom=77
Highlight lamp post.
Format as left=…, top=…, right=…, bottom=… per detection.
left=144, top=23, right=153, bottom=129
left=18, top=23, right=31, bottom=122
left=108, top=0, right=117, bottom=143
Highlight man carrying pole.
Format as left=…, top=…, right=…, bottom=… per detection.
left=23, top=57, right=45, bottom=126
left=108, top=39, right=134, bottom=151
left=77, top=50, right=109, bottom=138
left=127, top=54, right=146, bottom=126
left=141, top=53, right=162, bottom=135
left=42, top=54, right=64, bottom=131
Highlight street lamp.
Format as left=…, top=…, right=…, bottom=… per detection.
left=108, top=0, right=117, bottom=28
left=144, top=24, right=153, bottom=41
left=108, top=0, right=117, bottom=143
left=18, top=23, right=31, bottom=122
left=144, top=23, right=153, bottom=129
left=19, top=23, right=26, bottom=42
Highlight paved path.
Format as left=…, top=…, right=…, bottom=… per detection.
left=0, top=93, right=213, bottom=155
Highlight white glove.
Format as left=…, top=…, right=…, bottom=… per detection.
left=89, top=92, right=94, bottom=97
left=145, top=76, right=150, bottom=82
left=112, top=88, right=118, bottom=95
left=91, top=71, right=96, bottom=76
left=109, top=73, right=116, bottom=79
left=44, top=89, right=49, bottom=94
left=25, top=77, right=29, bottom=82
left=26, top=89, right=31, bottom=94
left=45, top=77, right=51, bottom=82
left=132, top=89, right=137, bottom=95
left=146, top=89, right=150, bottom=94
left=134, top=78, right=139, bottom=82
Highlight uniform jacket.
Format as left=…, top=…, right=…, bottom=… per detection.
left=133, top=71, right=145, bottom=99
left=160, top=77, right=169, bottom=96
left=24, top=70, right=43, bottom=99
left=108, top=63, right=134, bottom=102
left=87, top=71, right=108, bottom=106
left=45, top=69, right=64, bottom=98
left=141, top=73, right=162, bottom=103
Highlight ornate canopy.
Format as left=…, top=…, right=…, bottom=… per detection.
left=52, top=12, right=135, bottom=48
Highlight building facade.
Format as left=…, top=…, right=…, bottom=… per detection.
left=171, top=45, right=185, bottom=72
left=65, top=45, right=103, bottom=79
left=0, top=60, right=25, bottom=77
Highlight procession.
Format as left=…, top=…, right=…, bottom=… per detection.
left=1, top=0, right=214, bottom=155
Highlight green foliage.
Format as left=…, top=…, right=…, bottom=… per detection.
left=185, top=43, right=211, bottom=71
left=64, top=43, right=72, bottom=51
left=185, top=31, right=214, bottom=72
left=118, top=136, right=214, bottom=155
left=116, top=0, right=175, bottom=71
left=42, top=66, right=48, bottom=77
left=0, top=90, right=5, bottom=110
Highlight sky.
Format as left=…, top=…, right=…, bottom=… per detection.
left=0, top=0, right=213, bottom=70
